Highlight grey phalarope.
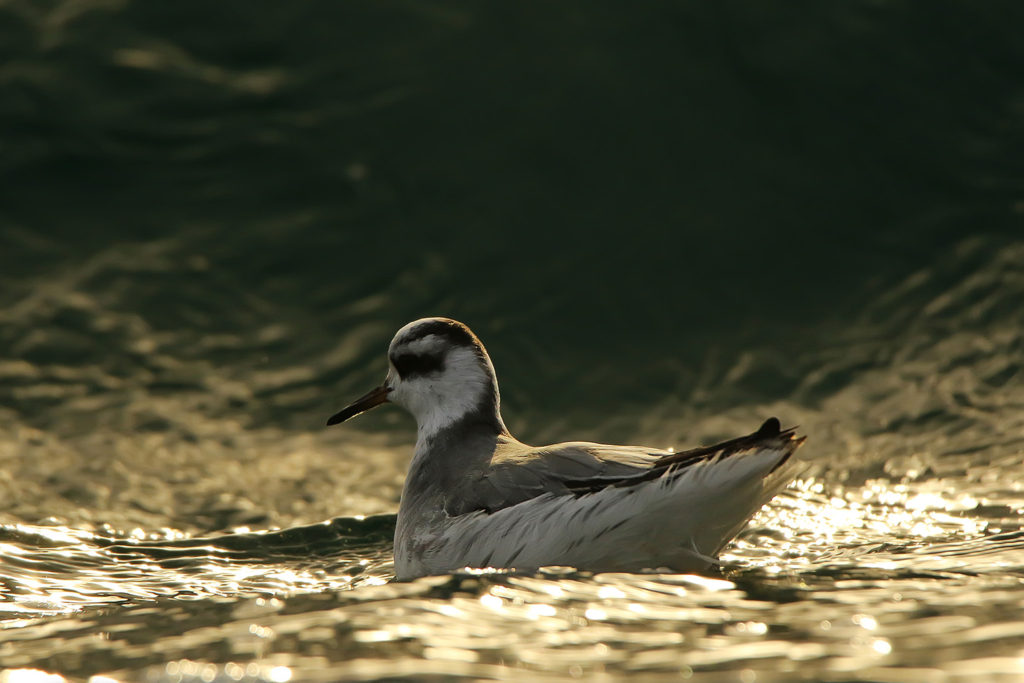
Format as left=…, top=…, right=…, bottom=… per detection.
left=328, top=317, right=805, bottom=580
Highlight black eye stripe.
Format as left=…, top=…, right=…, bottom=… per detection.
left=391, top=352, right=445, bottom=378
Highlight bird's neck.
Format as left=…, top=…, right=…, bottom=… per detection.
left=401, top=411, right=511, bottom=522
left=414, top=402, right=508, bottom=447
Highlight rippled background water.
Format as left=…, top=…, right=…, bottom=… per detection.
left=2, top=2, right=1024, bottom=681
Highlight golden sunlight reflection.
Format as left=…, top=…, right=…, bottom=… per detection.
left=0, top=521, right=393, bottom=621
left=722, top=474, right=998, bottom=574
left=5, top=428, right=1024, bottom=679
left=0, top=671, right=67, bottom=683
left=154, top=661, right=295, bottom=683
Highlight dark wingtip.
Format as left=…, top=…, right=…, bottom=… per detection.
left=756, top=417, right=781, bottom=437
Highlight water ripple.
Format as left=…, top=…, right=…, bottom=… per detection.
left=3, top=474, right=1024, bottom=680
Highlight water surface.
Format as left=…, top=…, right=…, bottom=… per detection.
left=1, top=2, right=1024, bottom=681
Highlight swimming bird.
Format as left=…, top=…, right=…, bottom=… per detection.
left=327, top=317, right=804, bottom=581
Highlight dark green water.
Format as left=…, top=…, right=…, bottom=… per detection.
left=1, top=2, right=1023, bottom=681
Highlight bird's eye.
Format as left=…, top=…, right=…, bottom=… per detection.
left=391, top=352, right=445, bottom=379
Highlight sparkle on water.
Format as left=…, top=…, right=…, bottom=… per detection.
left=4, top=459, right=1024, bottom=681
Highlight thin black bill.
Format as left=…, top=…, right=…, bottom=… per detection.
left=326, top=385, right=390, bottom=426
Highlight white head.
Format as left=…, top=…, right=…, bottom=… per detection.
left=327, top=317, right=507, bottom=439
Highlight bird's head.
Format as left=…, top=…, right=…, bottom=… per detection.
left=327, top=317, right=505, bottom=438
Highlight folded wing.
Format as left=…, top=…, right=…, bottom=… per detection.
left=455, top=418, right=799, bottom=515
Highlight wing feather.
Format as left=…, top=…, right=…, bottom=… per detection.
left=462, top=418, right=799, bottom=513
